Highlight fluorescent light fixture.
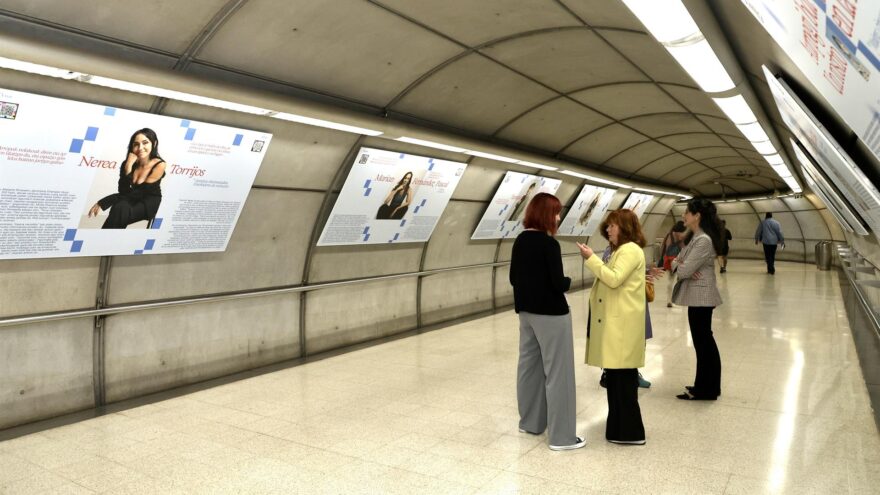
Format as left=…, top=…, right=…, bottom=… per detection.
left=633, top=187, right=684, bottom=197
left=395, top=137, right=467, bottom=153
left=712, top=95, right=757, bottom=125
left=736, top=122, right=770, bottom=142
left=783, top=176, right=802, bottom=192
left=764, top=153, right=784, bottom=165
left=465, top=150, right=519, bottom=163
left=666, top=39, right=736, bottom=93
left=0, top=56, right=82, bottom=79
left=271, top=112, right=383, bottom=136
left=515, top=160, right=558, bottom=171
left=559, top=170, right=630, bottom=188
left=752, top=140, right=776, bottom=155
left=770, top=163, right=791, bottom=176
left=620, top=0, right=700, bottom=43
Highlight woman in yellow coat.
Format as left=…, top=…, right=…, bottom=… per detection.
left=577, top=209, right=647, bottom=445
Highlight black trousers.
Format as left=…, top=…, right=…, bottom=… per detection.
left=762, top=243, right=778, bottom=274
left=687, top=307, right=721, bottom=397
left=102, top=197, right=158, bottom=229
left=605, top=369, right=645, bottom=442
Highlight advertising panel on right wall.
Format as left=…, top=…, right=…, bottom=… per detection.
left=764, top=67, right=879, bottom=234
left=621, top=192, right=654, bottom=219
left=471, top=171, right=562, bottom=240
left=742, top=0, right=880, bottom=161
left=557, top=184, right=616, bottom=238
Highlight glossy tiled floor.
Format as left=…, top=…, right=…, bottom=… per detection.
left=1, top=260, right=878, bottom=494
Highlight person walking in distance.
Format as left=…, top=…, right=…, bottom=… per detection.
left=754, top=212, right=784, bottom=275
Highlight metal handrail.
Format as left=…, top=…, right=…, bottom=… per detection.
left=838, top=247, right=880, bottom=339
left=0, top=253, right=585, bottom=328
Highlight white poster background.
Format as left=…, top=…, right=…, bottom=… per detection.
left=741, top=0, right=880, bottom=161
left=471, top=171, right=562, bottom=240
left=317, top=147, right=467, bottom=246
left=764, top=69, right=880, bottom=234
left=0, top=87, right=271, bottom=260
left=621, top=192, right=655, bottom=219
left=557, top=184, right=616, bottom=238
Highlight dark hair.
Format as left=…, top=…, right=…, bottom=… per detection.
left=396, top=171, right=413, bottom=189
left=671, top=220, right=686, bottom=233
left=523, top=193, right=561, bottom=236
left=127, top=128, right=162, bottom=162
left=600, top=209, right=646, bottom=249
left=765, top=212, right=773, bottom=219
left=686, top=198, right=723, bottom=253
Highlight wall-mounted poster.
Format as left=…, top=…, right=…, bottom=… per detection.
left=557, top=184, right=616, bottom=238
left=741, top=0, right=880, bottom=161
left=0, top=87, right=271, bottom=260
left=764, top=68, right=880, bottom=234
left=317, top=147, right=466, bottom=246
left=471, top=171, right=562, bottom=240
left=621, top=192, right=654, bottom=218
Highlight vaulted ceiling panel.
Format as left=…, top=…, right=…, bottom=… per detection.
left=0, top=0, right=228, bottom=53
left=720, top=135, right=753, bottom=151
left=563, top=124, right=646, bottom=164
left=623, top=114, right=709, bottom=137
left=198, top=0, right=463, bottom=106
left=391, top=54, right=556, bottom=134
left=696, top=115, right=741, bottom=137
left=376, top=0, right=581, bottom=46
left=680, top=169, right=726, bottom=188
left=605, top=141, right=673, bottom=173
left=700, top=156, right=754, bottom=167
left=712, top=178, right=767, bottom=194
left=599, top=31, right=693, bottom=86
left=495, top=97, right=611, bottom=152
left=571, top=83, right=685, bottom=120
left=633, top=153, right=693, bottom=179
left=657, top=133, right=728, bottom=150
left=661, top=162, right=714, bottom=183
left=660, top=84, right=725, bottom=118
left=481, top=29, right=647, bottom=92
left=682, top=147, right=742, bottom=160
left=562, top=0, right=643, bottom=30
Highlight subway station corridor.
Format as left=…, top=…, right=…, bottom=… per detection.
left=1, top=260, right=877, bottom=494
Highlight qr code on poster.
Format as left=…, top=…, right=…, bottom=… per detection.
left=0, top=101, right=19, bottom=120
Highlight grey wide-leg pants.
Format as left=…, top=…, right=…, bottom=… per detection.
left=516, top=311, right=577, bottom=446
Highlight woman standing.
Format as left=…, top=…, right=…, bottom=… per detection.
left=510, top=193, right=584, bottom=451
left=661, top=221, right=687, bottom=307
left=577, top=209, right=647, bottom=445
left=672, top=198, right=724, bottom=400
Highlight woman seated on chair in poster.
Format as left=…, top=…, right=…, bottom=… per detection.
left=88, top=128, right=166, bottom=229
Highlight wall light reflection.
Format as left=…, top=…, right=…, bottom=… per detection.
left=769, top=349, right=804, bottom=490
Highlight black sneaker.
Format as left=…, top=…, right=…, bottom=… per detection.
left=599, top=371, right=607, bottom=389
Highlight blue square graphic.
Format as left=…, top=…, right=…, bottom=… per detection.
left=180, top=119, right=191, bottom=128
left=184, top=128, right=196, bottom=141
left=134, top=250, right=144, bottom=255
left=151, top=218, right=163, bottom=229
left=233, top=134, right=244, bottom=146
left=63, top=229, right=77, bottom=241
left=70, top=240, right=83, bottom=253
left=84, top=127, right=99, bottom=141
left=144, top=239, right=156, bottom=250
left=104, top=107, right=116, bottom=116
left=69, top=139, right=84, bottom=153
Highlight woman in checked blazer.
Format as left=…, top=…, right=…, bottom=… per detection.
left=672, top=198, right=724, bottom=400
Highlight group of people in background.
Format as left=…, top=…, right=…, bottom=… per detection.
left=509, top=195, right=727, bottom=450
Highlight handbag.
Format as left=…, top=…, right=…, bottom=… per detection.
left=645, top=280, right=655, bottom=302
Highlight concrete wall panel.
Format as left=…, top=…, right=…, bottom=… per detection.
left=0, top=319, right=94, bottom=429
left=108, top=189, right=321, bottom=304
left=423, top=201, right=498, bottom=270
left=104, top=294, right=299, bottom=402
left=716, top=201, right=756, bottom=214
left=751, top=199, right=787, bottom=212
left=769, top=212, right=801, bottom=240
left=0, top=258, right=100, bottom=318
left=309, top=243, right=423, bottom=283
left=494, top=265, right=514, bottom=308
left=305, top=278, right=417, bottom=354
left=818, top=209, right=846, bottom=241
left=794, top=211, right=831, bottom=240
left=421, top=267, right=493, bottom=326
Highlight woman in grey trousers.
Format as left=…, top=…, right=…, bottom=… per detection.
left=509, top=193, right=585, bottom=451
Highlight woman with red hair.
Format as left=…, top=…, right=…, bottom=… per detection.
left=510, top=193, right=584, bottom=451
left=577, top=209, right=647, bottom=445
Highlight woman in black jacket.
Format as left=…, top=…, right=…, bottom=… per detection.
left=510, top=193, right=584, bottom=451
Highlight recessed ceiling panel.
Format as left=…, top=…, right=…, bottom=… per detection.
left=0, top=0, right=229, bottom=53
left=636, top=154, right=694, bottom=179
left=605, top=141, right=673, bottom=173
left=482, top=30, right=647, bottom=92
left=657, top=133, right=728, bottom=150
left=563, top=124, right=646, bottom=164
left=624, top=114, right=709, bottom=137
left=660, top=84, right=725, bottom=118
left=562, top=0, right=643, bottom=30
left=496, top=97, right=611, bottom=152
left=572, top=83, right=685, bottom=120
left=376, top=0, right=581, bottom=46
left=599, top=31, right=693, bottom=86
left=392, top=54, right=557, bottom=134
left=198, top=0, right=463, bottom=105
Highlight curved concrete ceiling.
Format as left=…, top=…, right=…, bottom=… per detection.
left=0, top=0, right=802, bottom=197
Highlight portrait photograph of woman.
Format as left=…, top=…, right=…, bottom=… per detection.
left=85, top=128, right=167, bottom=229
left=375, top=171, right=413, bottom=220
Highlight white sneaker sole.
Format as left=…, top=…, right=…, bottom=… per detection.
left=549, top=437, right=586, bottom=451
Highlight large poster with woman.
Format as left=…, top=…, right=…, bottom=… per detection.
left=557, top=184, right=616, bottom=238
left=316, top=147, right=467, bottom=245
left=0, top=87, right=271, bottom=259
left=471, top=171, right=562, bottom=240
